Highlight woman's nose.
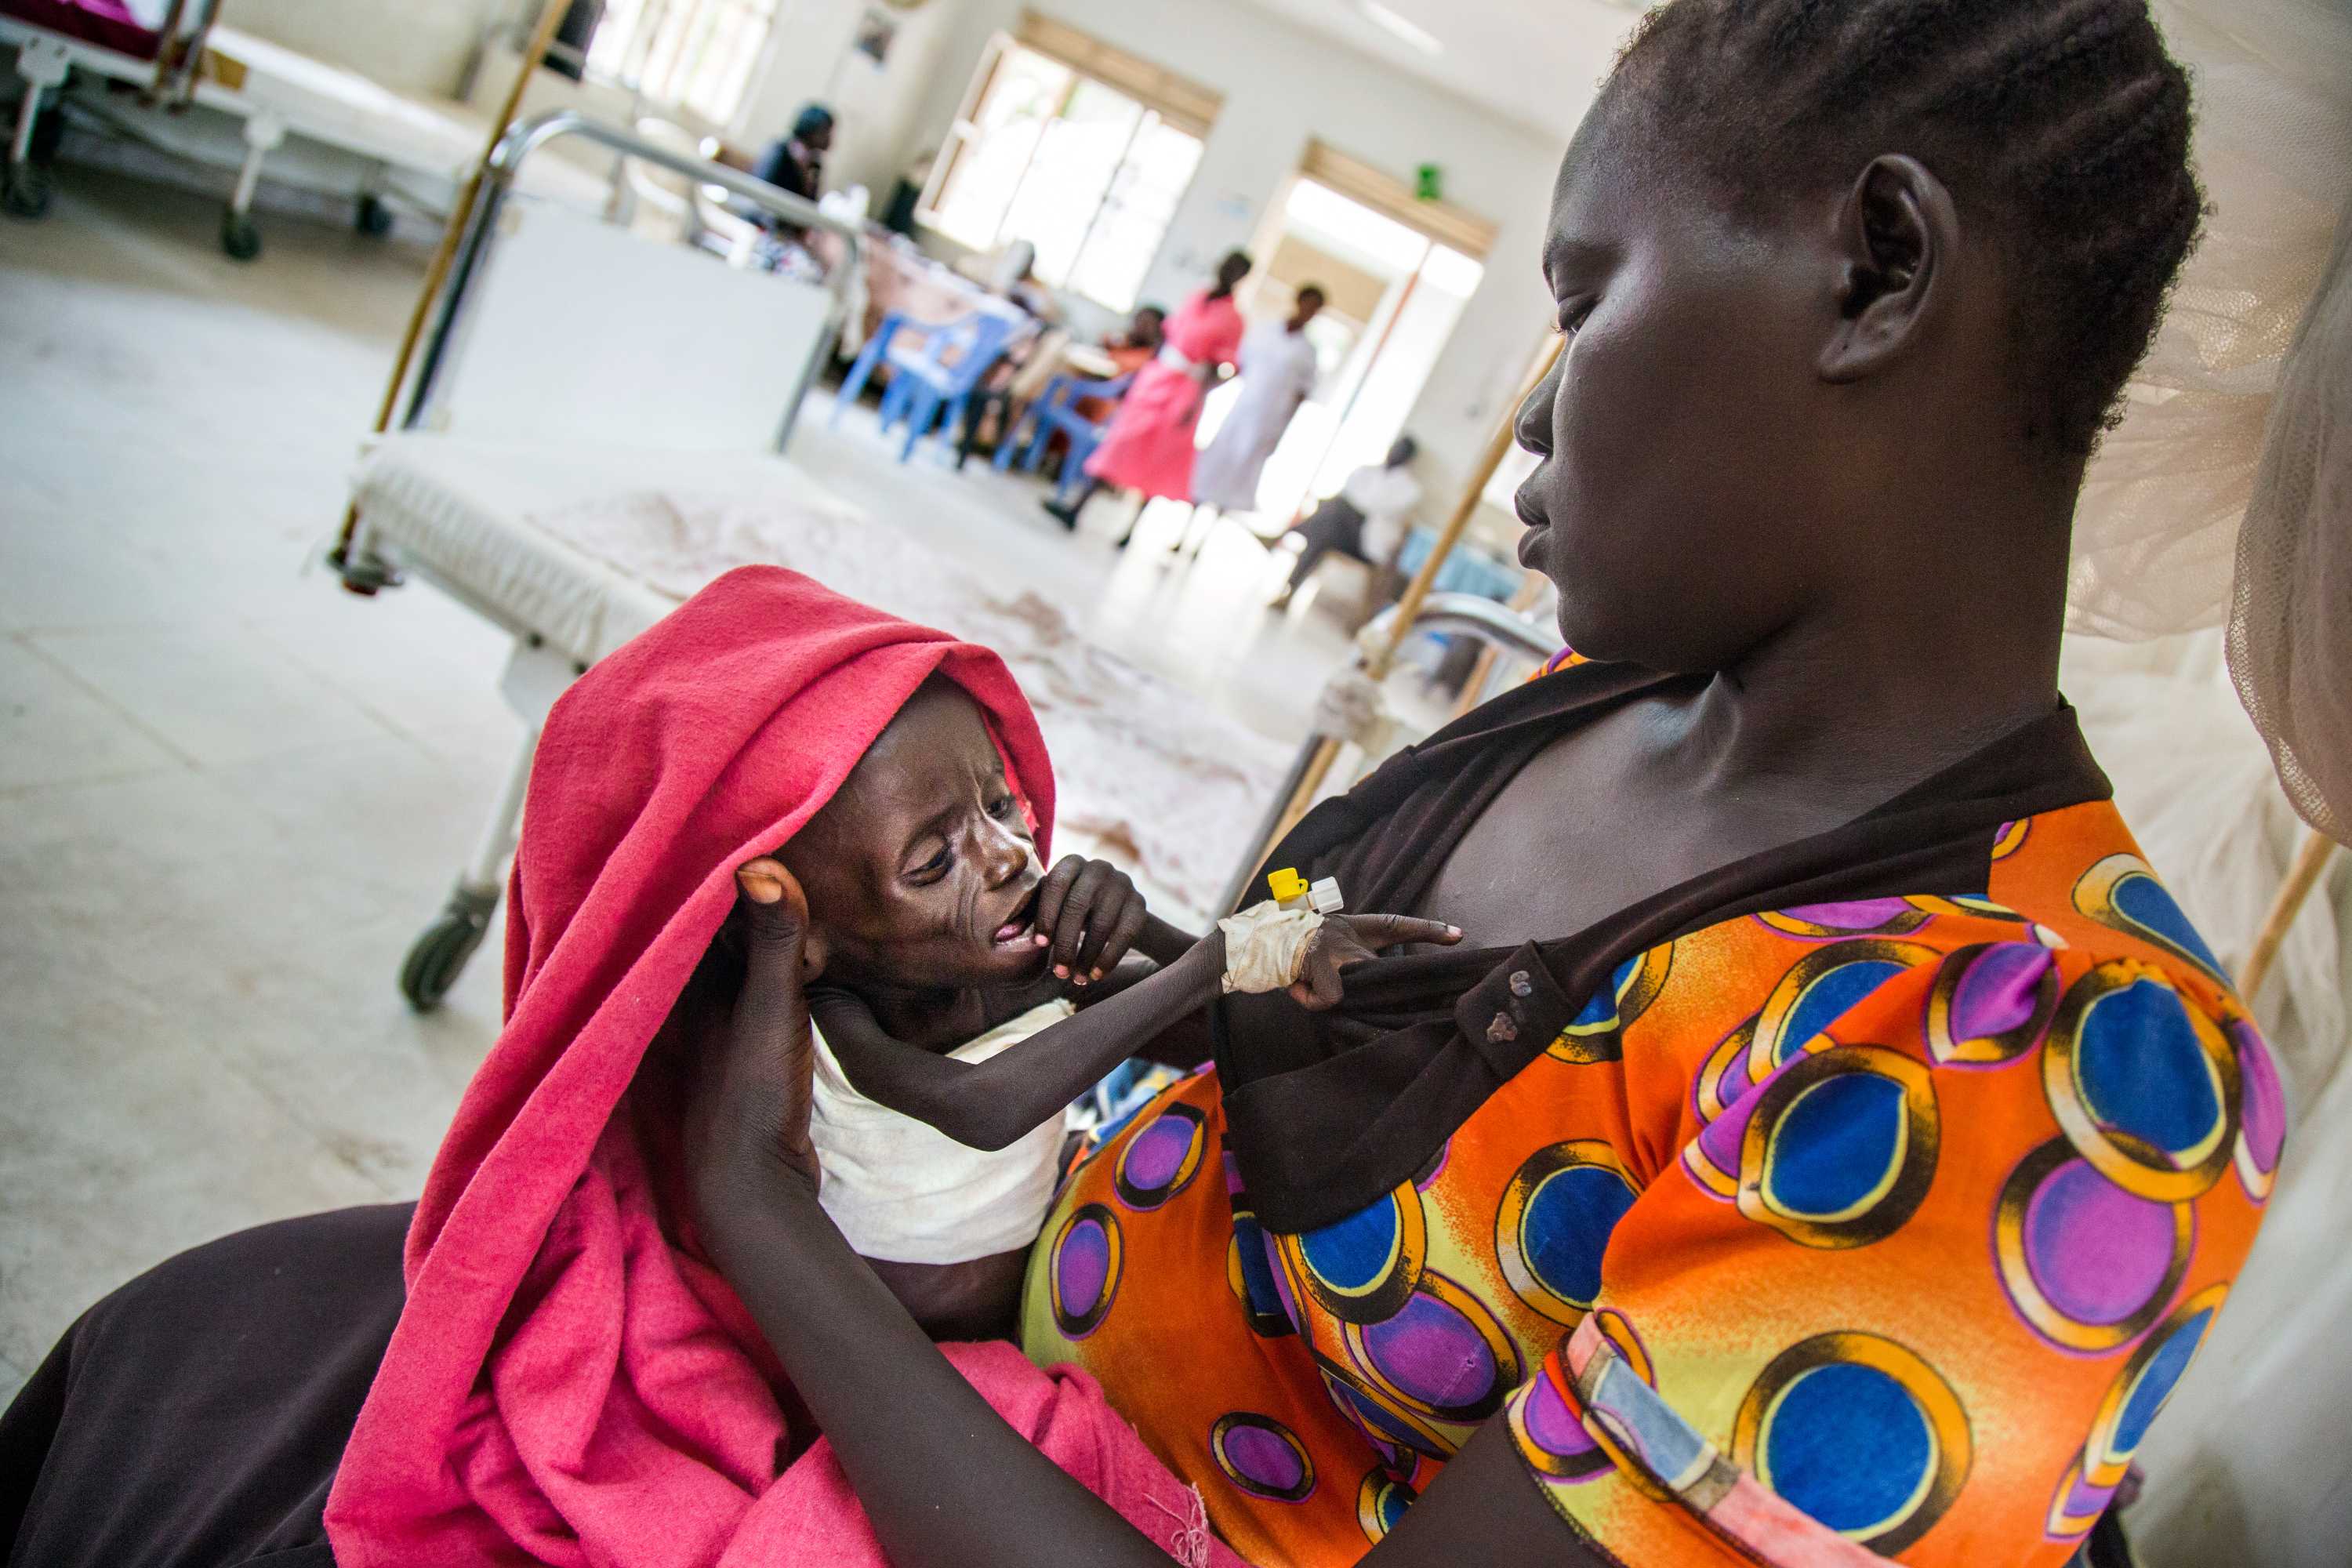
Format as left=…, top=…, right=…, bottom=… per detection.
left=1513, top=354, right=1562, bottom=459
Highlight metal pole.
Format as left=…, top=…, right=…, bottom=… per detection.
left=329, top=0, right=572, bottom=572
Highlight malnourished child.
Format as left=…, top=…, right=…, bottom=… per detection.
left=714, top=674, right=1457, bottom=1339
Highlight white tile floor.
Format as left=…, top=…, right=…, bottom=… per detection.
left=0, top=170, right=1365, bottom=1406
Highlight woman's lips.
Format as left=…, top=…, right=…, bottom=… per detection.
left=1513, top=488, right=1550, bottom=568
left=1515, top=520, right=1550, bottom=568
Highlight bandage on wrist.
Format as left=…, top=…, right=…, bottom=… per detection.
left=1217, top=901, right=1325, bottom=994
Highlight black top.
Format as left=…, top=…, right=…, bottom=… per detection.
left=1213, top=659, right=2112, bottom=1233
left=749, top=139, right=822, bottom=238
left=2, top=1205, right=410, bottom=1568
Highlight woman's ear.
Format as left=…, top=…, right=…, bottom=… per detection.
left=1819, top=154, right=1957, bottom=383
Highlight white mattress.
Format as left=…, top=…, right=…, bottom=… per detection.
left=354, top=436, right=828, bottom=665
left=351, top=434, right=1290, bottom=922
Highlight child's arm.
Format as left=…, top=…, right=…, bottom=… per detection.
left=815, top=911, right=1460, bottom=1152
left=811, top=937, right=1228, bottom=1152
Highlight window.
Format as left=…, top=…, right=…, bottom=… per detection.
left=584, top=0, right=782, bottom=129
left=924, top=20, right=1218, bottom=311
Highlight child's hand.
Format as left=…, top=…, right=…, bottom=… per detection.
left=1289, top=913, right=1461, bottom=1011
left=1032, top=855, right=1149, bottom=985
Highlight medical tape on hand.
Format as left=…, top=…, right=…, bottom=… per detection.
left=1217, top=901, right=1325, bottom=995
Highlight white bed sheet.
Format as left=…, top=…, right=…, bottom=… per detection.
left=352, top=435, right=1290, bottom=922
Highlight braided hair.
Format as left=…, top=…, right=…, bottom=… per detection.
left=1606, top=0, right=2202, bottom=457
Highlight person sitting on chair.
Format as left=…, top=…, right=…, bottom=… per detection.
left=750, top=103, right=835, bottom=240
left=1271, top=434, right=1422, bottom=608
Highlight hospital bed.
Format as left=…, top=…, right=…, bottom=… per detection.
left=334, top=111, right=1291, bottom=1009
left=3, top=7, right=607, bottom=257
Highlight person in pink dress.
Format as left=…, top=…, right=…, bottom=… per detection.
left=1043, top=251, right=1252, bottom=541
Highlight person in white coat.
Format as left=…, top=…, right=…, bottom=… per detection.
left=1189, top=285, right=1327, bottom=516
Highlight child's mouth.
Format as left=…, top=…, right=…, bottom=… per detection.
left=991, top=885, right=1042, bottom=947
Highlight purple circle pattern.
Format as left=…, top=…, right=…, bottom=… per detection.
left=1049, top=1203, right=1123, bottom=1340
left=1115, top=1103, right=1206, bottom=1211
left=1995, top=1138, right=2190, bottom=1353
left=2232, top=1018, right=2285, bottom=1200
left=1929, top=942, right=2059, bottom=1066
left=1210, top=1413, right=1316, bottom=1503
left=2024, top=1160, right=2177, bottom=1324
left=1341, top=1272, right=1519, bottom=1424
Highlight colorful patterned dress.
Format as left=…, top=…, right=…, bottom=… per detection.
left=1020, top=662, right=2278, bottom=1567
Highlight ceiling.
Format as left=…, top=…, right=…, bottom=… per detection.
left=1234, top=0, right=1646, bottom=143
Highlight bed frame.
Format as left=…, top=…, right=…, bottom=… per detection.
left=334, top=110, right=862, bottom=1007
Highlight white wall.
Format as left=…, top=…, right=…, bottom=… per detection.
left=226, top=0, right=512, bottom=98
left=733, top=0, right=970, bottom=202
left=224, top=0, right=1577, bottom=513
left=919, top=0, right=1569, bottom=509
left=750, top=0, right=1575, bottom=511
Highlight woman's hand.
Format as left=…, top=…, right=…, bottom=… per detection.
left=682, top=858, right=823, bottom=1247
left=1289, top=913, right=1460, bottom=1010
left=1032, top=855, right=1149, bottom=985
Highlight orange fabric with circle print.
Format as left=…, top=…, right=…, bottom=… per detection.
left=1020, top=800, right=2278, bottom=1566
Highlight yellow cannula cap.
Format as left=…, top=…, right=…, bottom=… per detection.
left=1268, top=868, right=1309, bottom=902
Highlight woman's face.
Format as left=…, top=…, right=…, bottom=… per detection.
left=1513, top=102, right=1849, bottom=671
left=782, top=683, right=1048, bottom=991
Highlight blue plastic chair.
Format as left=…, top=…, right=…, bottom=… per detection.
left=833, top=309, right=1025, bottom=462
left=993, top=370, right=1135, bottom=503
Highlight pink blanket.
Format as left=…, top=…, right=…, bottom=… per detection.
left=323, top=566, right=1243, bottom=1566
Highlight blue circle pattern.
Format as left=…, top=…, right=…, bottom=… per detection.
left=1775, top=960, right=1908, bottom=1067
left=1569, top=956, right=1641, bottom=1029
left=1521, top=1166, right=1638, bottom=1307
left=2110, top=874, right=2227, bottom=978
left=1765, top=1363, right=1935, bottom=1536
left=2077, top=980, right=2222, bottom=1160
left=1764, top=1073, right=1907, bottom=1219
left=1298, top=1199, right=1400, bottom=1294
left=2114, top=1307, right=2212, bottom=1454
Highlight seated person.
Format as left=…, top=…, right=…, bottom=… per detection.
left=746, top=101, right=834, bottom=239
left=989, top=239, right=1060, bottom=325
left=1272, top=434, right=1422, bottom=608
left=709, top=671, right=1450, bottom=1338
left=5, top=6, right=2278, bottom=1566
left=965, top=303, right=1167, bottom=468
left=1079, top=303, right=1168, bottom=413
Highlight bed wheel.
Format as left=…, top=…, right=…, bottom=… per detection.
left=355, top=194, right=394, bottom=238
left=2, top=164, right=52, bottom=220
left=398, top=884, right=499, bottom=1011
left=220, top=212, right=262, bottom=261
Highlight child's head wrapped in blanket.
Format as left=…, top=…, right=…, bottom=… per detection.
left=323, top=565, right=1247, bottom=1568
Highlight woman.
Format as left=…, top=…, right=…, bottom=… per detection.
left=669, top=2, right=2272, bottom=1566
left=1044, top=250, right=1251, bottom=532
left=1192, top=284, right=1327, bottom=517
left=1, top=2, right=2277, bottom=1566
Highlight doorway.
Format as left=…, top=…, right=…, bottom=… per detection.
left=1194, top=143, right=1492, bottom=528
